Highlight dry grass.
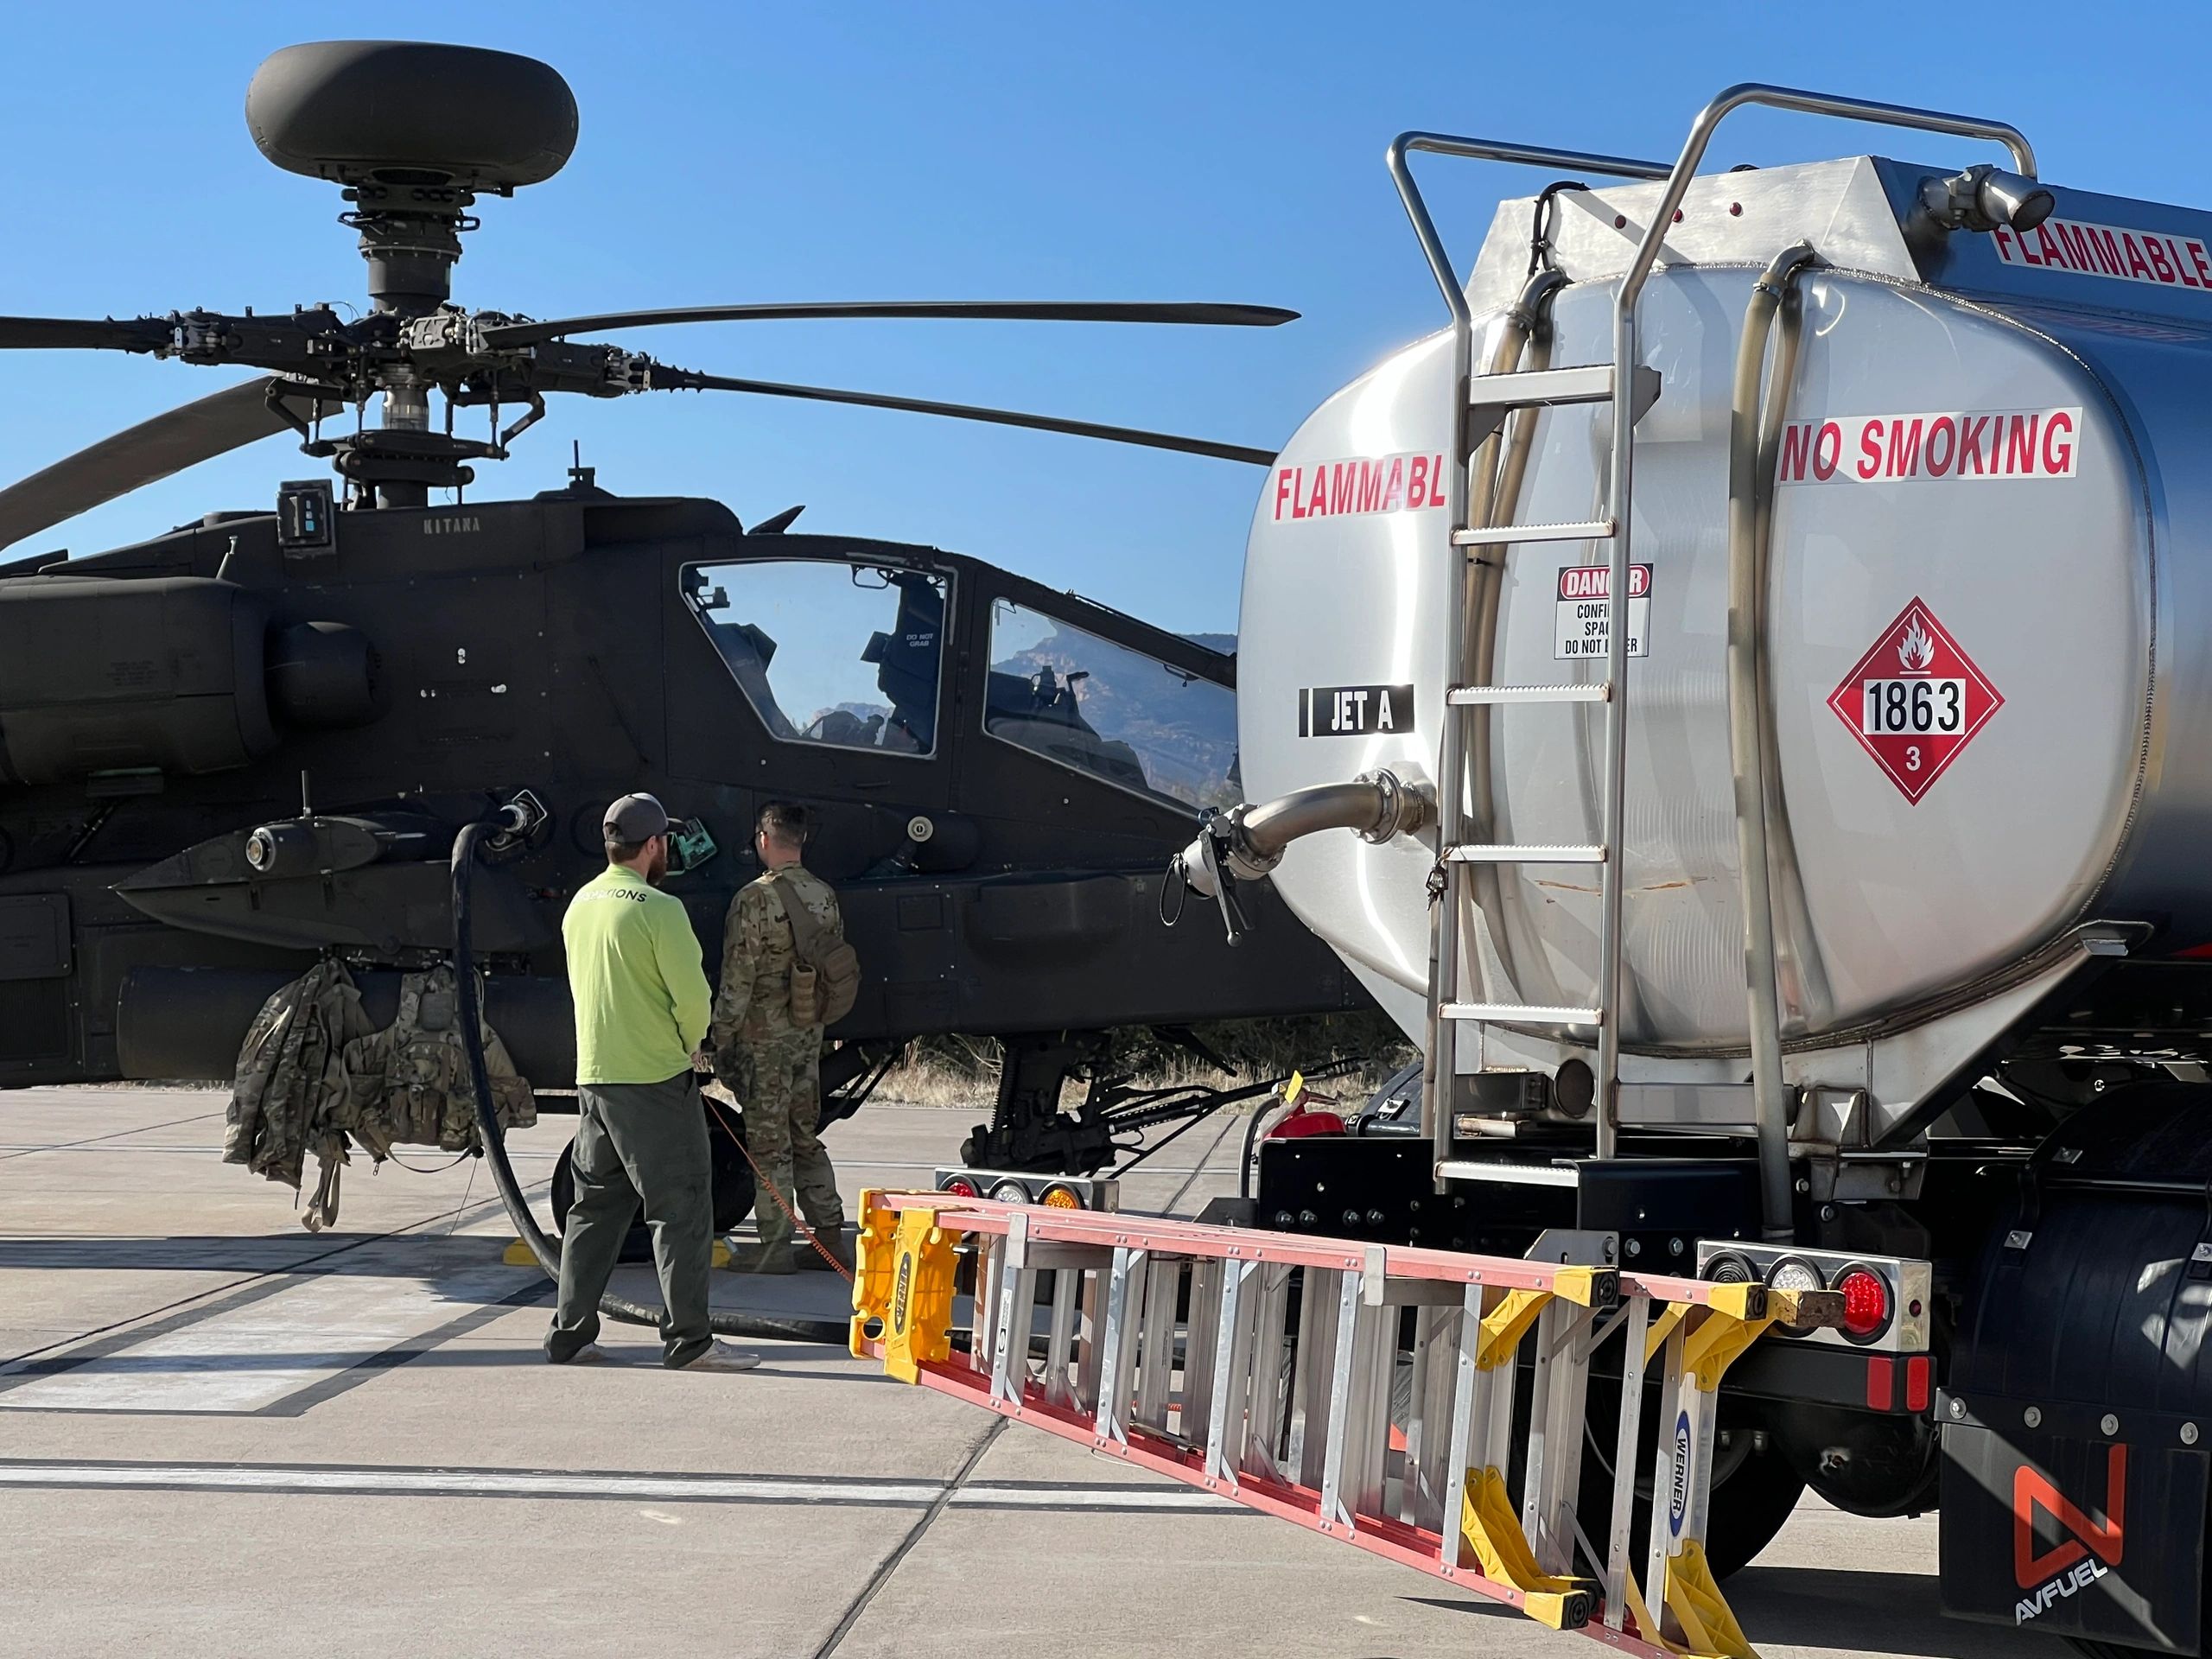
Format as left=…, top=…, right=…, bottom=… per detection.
left=872, top=1050, right=1247, bottom=1111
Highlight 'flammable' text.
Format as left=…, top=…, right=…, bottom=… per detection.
left=1273, top=452, right=1446, bottom=521
left=1995, top=215, right=2212, bottom=294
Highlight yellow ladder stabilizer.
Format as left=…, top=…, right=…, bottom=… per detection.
left=1664, top=1540, right=1759, bottom=1659
left=1459, top=1466, right=1594, bottom=1630
left=1477, top=1287, right=1553, bottom=1371
left=1616, top=1542, right=1758, bottom=1659
left=1681, top=1283, right=1780, bottom=1392
left=1643, top=1301, right=1689, bottom=1364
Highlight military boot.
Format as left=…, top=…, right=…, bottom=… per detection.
left=795, top=1225, right=855, bottom=1274
left=725, top=1240, right=796, bottom=1274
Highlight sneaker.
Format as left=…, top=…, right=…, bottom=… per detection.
left=725, top=1242, right=797, bottom=1275
left=674, top=1340, right=761, bottom=1373
left=550, top=1341, right=612, bottom=1365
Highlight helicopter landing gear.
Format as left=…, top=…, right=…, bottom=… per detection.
left=957, top=1031, right=1319, bottom=1178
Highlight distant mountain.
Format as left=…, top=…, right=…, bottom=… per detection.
left=992, top=625, right=1240, bottom=810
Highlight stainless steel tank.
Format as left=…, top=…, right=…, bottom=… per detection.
left=1238, top=156, right=2212, bottom=1108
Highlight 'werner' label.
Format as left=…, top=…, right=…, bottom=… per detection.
left=1994, top=215, right=2212, bottom=294
left=1273, top=452, right=1446, bottom=521
left=1300, top=683, right=1414, bottom=736
left=1775, top=407, right=2079, bottom=484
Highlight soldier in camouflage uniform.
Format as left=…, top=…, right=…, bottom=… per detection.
left=712, top=801, right=850, bottom=1274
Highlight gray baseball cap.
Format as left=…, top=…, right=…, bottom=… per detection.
left=602, top=792, right=670, bottom=842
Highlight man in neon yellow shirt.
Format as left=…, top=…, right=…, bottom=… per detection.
left=549, top=792, right=757, bottom=1372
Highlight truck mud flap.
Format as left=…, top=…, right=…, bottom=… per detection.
left=1942, top=1409, right=2205, bottom=1650
left=1945, top=1081, right=2212, bottom=1652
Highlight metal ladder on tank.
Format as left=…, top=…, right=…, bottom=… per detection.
left=1388, top=88, right=2044, bottom=1178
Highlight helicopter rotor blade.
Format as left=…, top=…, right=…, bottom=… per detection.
left=655, top=368, right=1276, bottom=466
left=480, top=300, right=1298, bottom=348
left=0, top=315, right=172, bottom=353
left=0, top=377, right=338, bottom=553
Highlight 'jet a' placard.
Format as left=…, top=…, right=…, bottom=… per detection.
left=1300, top=683, right=1415, bottom=737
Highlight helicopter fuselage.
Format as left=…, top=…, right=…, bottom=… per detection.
left=0, top=486, right=1356, bottom=1094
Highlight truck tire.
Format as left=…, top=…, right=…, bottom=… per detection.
left=1577, top=1404, right=1806, bottom=1580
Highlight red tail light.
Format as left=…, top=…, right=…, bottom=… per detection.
left=941, top=1176, right=980, bottom=1199
left=1836, top=1265, right=1892, bottom=1342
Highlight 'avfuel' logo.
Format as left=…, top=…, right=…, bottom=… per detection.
left=2014, top=1446, right=2126, bottom=1626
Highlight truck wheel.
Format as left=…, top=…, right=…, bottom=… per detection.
left=1577, top=1407, right=1807, bottom=1580
left=1697, top=1437, right=1807, bottom=1579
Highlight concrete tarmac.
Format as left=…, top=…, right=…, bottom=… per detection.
left=0, top=1087, right=2019, bottom=1659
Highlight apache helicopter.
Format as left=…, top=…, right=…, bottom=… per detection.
left=0, top=41, right=1366, bottom=1215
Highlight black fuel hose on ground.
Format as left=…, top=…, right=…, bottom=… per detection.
left=451, top=818, right=848, bottom=1347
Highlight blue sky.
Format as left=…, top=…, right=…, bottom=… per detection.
left=2, top=1, right=2202, bottom=632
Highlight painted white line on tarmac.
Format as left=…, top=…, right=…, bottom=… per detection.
left=0, top=1461, right=1230, bottom=1510
left=0, top=1260, right=531, bottom=1414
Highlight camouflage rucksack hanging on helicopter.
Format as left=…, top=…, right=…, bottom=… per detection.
left=224, top=959, right=535, bottom=1230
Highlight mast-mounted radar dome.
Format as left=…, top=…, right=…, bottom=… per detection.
left=245, top=41, right=579, bottom=318
left=245, top=41, right=577, bottom=192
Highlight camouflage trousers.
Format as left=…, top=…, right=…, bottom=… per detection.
left=726, top=1037, right=843, bottom=1249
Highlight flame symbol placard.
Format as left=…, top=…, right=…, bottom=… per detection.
left=1830, top=597, right=2004, bottom=804
left=1897, top=617, right=1936, bottom=672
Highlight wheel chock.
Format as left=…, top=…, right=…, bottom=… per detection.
left=504, top=1238, right=730, bottom=1268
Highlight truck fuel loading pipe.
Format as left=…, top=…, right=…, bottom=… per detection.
left=1172, top=771, right=1431, bottom=944
left=1728, top=241, right=1819, bottom=1244
left=451, top=810, right=849, bottom=1347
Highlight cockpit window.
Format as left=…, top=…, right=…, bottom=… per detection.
left=984, top=599, right=1238, bottom=812
left=683, top=560, right=946, bottom=756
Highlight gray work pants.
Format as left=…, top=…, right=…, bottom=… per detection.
left=548, top=1072, right=713, bottom=1367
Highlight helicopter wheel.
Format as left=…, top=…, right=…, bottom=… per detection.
left=549, top=1103, right=757, bottom=1263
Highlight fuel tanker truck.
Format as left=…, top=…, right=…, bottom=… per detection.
left=1169, top=86, right=2212, bottom=1652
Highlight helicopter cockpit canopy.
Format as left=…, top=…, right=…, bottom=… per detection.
left=983, top=599, right=1237, bottom=812
left=685, top=556, right=946, bottom=754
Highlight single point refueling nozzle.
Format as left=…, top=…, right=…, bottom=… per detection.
left=1918, top=163, right=2056, bottom=236
left=1166, top=769, right=1431, bottom=946
left=483, top=788, right=547, bottom=855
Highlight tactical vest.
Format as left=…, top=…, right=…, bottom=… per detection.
left=225, top=960, right=536, bottom=1230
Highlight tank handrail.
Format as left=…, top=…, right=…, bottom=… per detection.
left=1616, top=85, right=2036, bottom=316
left=1384, top=132, right=1672, bottom=324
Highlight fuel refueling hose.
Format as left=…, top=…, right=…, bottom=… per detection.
left=450, top=817, right=849, bottom=1347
